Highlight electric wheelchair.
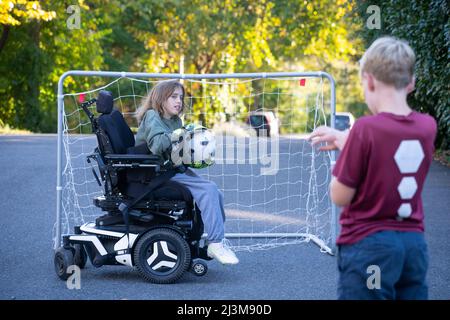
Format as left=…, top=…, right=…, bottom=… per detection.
left=54, top=90, right=211, bottom=284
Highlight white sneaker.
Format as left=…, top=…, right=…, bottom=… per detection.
left=207, top=239, right=239, bottom=265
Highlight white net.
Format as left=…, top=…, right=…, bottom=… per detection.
left=57, top=74, right=334, bottom=253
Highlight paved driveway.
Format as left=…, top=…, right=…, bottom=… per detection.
left=0, top=135, right=448, bottom=300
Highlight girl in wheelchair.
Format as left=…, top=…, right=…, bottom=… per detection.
left=135, top=80, right=239, bottom=265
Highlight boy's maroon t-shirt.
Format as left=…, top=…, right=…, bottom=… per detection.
left=333, top=111, right=437, bottom=245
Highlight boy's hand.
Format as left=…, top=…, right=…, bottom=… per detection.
left=309, top=126, right=349, bottom=151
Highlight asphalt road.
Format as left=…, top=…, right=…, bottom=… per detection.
left=0, top=135, right=449, bottom=300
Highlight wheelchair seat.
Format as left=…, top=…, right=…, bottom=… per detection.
left=93, top=90, right=191, bottom=203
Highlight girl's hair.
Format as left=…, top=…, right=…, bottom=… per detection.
left=136, top=80, right=185, bottom=123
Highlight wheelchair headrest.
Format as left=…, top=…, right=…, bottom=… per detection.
left=97, top=90, right=114, bottom=114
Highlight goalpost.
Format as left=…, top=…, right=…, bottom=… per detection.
left=55, top=71, right=337, bottom=254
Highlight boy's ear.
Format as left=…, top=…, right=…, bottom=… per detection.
left=366, top=73, right=376, bottom=92
left=406, top=76, right=415, bottom=94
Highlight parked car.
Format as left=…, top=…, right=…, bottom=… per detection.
left=334, top=112, right=355, bottom=131
left=246, top=111, right=280, bottom=137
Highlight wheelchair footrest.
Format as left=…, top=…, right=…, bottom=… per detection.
left=197, top=246, right=213, bottom=261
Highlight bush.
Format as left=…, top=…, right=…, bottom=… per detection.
left=353, top=0, right=449, bottom=149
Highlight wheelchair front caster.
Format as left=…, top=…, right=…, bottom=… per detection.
left=54, top=247, right=74, bottom=280
left=191, top=259, right=208, bottom=276
left=73, top=244, right=87, bottom=269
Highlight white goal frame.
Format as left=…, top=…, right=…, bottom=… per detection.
left=55, top=70, right=337, bottom=253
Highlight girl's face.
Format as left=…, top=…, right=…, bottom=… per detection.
left=162, top=87, right=183, bottom=119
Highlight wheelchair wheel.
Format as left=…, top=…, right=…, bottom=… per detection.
left=133, top=228, right=191, bottom=284
left=54, top=247, right=74, bottom=280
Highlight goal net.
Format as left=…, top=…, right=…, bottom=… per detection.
left=55, top=72, right=336, bottom=254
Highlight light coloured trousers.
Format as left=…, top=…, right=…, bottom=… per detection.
left=170, top=169, right=225, bottom=242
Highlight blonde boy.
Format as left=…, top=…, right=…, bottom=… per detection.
left=311, top=37, right=437, bottom=299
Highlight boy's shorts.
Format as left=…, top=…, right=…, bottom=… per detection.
left=337, top=230, right=428, bottom=300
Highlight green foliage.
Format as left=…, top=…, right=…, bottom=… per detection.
left=353, top=0, right=450, bottom=149
left=3, top=0, right=445, bottom=147
left=0, top=0, right=55, bottom=25
left=110, top=0, right=359, bottom=131
left=0, top=0, right=106, bottom=132
left=0, top=0, right=360, bottom=134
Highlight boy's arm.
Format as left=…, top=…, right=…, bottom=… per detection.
left=330, top=176, right=356, bottom=207
left=329, top=121, right=367, bottom=207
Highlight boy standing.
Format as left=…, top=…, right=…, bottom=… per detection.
left=311, top=37, right=437, bottom=299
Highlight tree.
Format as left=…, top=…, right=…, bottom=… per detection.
left=0, top=0, right=106, bottom=132
left=105, top=0, right=360, bottom=128
left=0, top=0, right=56, bottom=129
left=352, top=0, right=449, bottom=149
left=0, top=0, right=55, bottom=53
left=1, top=0, right=363, bottom=133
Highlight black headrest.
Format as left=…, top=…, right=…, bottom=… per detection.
left=96, top=90, right=114, bottom=114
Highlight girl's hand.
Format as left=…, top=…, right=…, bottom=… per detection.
left=172, top=128, right=187, bottom=143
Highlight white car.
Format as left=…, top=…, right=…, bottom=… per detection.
left=334, top=112, right=355, bottom=131
left=246, top=111, right=280, bottom=137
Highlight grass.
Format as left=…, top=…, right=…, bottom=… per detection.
left=0, top=124, right=32, bottom=135
left=434, top=149, right=450, bottom=167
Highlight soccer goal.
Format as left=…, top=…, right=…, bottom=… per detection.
left=55, top=71, right=337, bottom=254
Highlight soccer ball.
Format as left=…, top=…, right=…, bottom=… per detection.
left=170, top=124, right=216, bottom=169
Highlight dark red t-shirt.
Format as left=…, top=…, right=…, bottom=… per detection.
left=333, top=111, right=437, bottom=245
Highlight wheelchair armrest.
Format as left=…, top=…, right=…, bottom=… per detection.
left=104, top=154, right=163, bottom=169
left=104, top=154, right=162, bottom=162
